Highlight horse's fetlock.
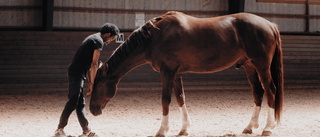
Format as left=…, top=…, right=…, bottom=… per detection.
left=178, top=129, right=189, bottom=136
left=262, top=130, right=272, bottom=136
left=242, top=128, right=253, bottom=134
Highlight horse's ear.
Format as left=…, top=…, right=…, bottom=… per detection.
left=99, top=61, right=103, bottom=68
left=104, top=63, right=108, bottom=71
left=100, top=63, right=108, bottom=76
left=146, top=20, right=160, bottom=30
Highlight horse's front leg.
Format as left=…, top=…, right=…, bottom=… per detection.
left=155, top=68, right=176, bottom=137
left=173, top=75, right=191, bottom=136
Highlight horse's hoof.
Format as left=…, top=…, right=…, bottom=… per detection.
left=242, top=128, right=252, bottom=134
left=155, top=134, right=165, bottom=137
left=262, top=131, right=272, bottom=136
left=178, top=130, right=189, bottom=136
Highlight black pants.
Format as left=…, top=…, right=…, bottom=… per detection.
left=58, top=74, right=90, bottom=131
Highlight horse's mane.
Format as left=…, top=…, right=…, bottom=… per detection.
left=105, top=11, right=183, bottom=73
left=106, top=24, right=152, bottom=72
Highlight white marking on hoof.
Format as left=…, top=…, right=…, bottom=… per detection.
left=179, top=104, right=190, bottom=136
left=243, top=106, right=261, bottom=134
left=156, top=115, right=169, bottom=137
left=262, top=107, right=276, bottom=135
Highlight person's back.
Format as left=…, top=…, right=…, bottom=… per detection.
left=68, top=33, right=104, bottom=79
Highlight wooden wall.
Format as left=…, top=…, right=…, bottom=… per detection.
left=0, top=0, right=42, bottom=29
left=245, top=0, right=320, bottom=33
left=0, top=31, right=319, bottom=93
left=0, top=0, right=228, bottom=30
left=0, top=0, right=319, bottom=93
left=53, top=0, right=228, bottom=30
left=310, top=4, right=320, bottom=32
left=0, top=0, right=319, bottom=33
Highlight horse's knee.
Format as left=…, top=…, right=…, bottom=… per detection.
left=254, top=96, right=263, bottom=106
left=177, top=100, right=184, bottom=107
left=244, top=62, right=264, bottom=106
left=175, top=93, right=185, bottom=107
left=162, top=96, right=171, bottom=105
left=256, top=70, right=277, bottom=107
left=265, top=83, right=277, bottom=108
left=173, top=75, right=185, bottom=107
left=253, top=86, right=264, bottom=106
left=161, top=96, right=172, bottom=115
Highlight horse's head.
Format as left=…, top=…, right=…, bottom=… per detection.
left=89, top=19, right=158, bottom=116
left=90, top=63, right=117, bottom=116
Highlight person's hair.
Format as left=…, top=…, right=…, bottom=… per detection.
left=100, top=23, right=119, bottom=36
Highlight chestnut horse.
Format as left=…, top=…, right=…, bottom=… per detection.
left=90, top=11, right=283, bottom=136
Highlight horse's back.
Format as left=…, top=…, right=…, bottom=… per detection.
left=155, top=12, right=276, bottom=43
left=146, top=12, right=279, bottom=73
left=154, top=12, right=275, bottom=32
left=147, top=12, right=244, bottom=73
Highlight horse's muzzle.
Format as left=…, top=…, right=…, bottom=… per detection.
left=90, top=105, right=102, bottom=116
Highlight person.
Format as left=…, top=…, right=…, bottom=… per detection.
left=54, top=23, right=119, bottom=137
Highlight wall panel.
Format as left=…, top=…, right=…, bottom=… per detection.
left=246, top=1, right=305, bottom=14
left=309, top=4, right=320, bottom=32
left=53, top=0, right=228, bottom=30
left=0, top=0, right=42, bottom=29
left=264, top=17, right=306, bottom=32
left=245, top=0, right=320, bottom=33
left=0, top=0, right=40, bottom=6
left=1, top=31, right=319, bottom=93
left=245, top=0, right=308, bottom=32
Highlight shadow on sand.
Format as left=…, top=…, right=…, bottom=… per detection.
left=147, top=133, right=263, bottom=137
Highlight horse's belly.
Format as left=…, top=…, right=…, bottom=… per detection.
left=179, top=60, right=236, bottom=74
left=146, top=43, right=245, bottom=73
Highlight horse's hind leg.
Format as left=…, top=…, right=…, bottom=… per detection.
left=173, top=74, right=191, bottom=136
left=243, top=62, right=265, bottom=134
left=252, top=61, right=277, bottom=136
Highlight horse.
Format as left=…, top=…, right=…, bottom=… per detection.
left=90, top=11, right=284, bottom=137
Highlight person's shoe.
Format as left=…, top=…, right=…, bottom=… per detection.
left=53, top=128, right=67, bottom=137
left=78, top=131, right=98, bottom=137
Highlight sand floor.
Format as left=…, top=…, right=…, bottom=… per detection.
left=0, top=88, right=319, bottom=137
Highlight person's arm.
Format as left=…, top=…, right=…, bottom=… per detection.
left=87, top=49, right=101, bottom=95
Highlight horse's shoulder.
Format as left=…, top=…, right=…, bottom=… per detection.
left=149, top=11, right=189, bottom=29
left=164, top=11, right=184, bottom=16
left=152, top=11, right=184, bottom=21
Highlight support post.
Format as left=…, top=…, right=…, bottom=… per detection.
left=42, top=0, right=54, bottom=31
left=228, top=0, right=245, bottom=14
left=305, top=0, right=310, bottom=33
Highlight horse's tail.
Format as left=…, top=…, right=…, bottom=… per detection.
left=271, top=23, right=284, bottom=124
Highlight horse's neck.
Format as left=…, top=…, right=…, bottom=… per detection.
left=107, top=50, right=146, bottom=82
left=106, top=26, right=151, bottom=82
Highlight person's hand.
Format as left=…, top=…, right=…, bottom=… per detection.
left=87, top=83, right=93, bottom=95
